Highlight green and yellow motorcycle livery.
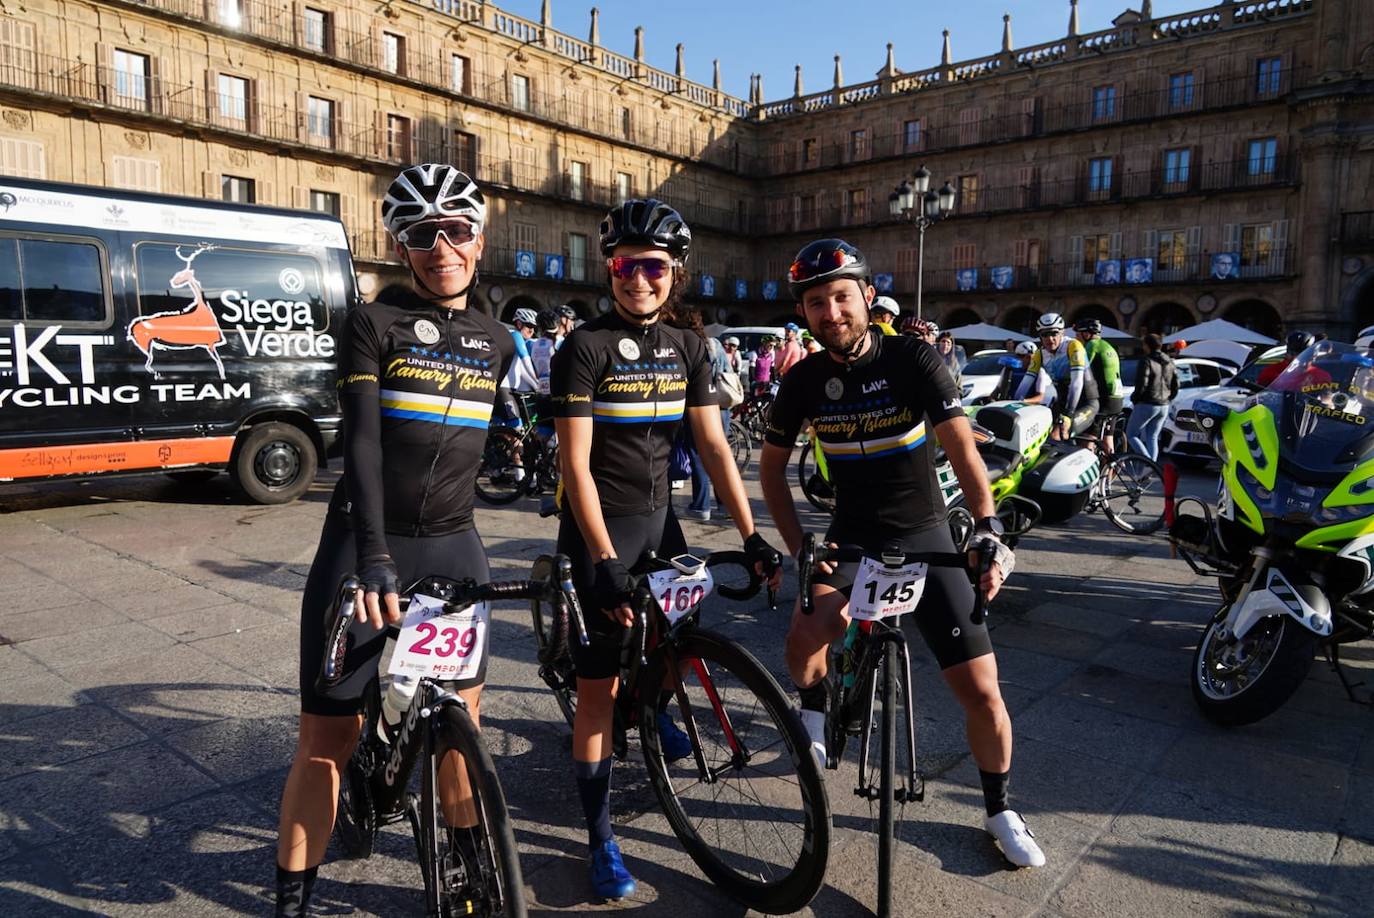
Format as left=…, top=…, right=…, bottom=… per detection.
left=1171, top=340, right=1374, bottom=725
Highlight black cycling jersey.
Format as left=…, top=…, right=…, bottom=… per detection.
left=330, top=284, right=515, bottom=561
left=766, top=331, right=965, bottom=534
left=549, top=311, right=716, bottom=516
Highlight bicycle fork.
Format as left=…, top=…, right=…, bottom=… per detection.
left=852, top=629, right=924, bottom=804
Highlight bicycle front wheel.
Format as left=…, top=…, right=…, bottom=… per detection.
left=728, top=420, right=751, bottom=471
left=418, top=704, right=526, bottom=917
left=640, top=629, right=830, bottom=915
left=474, top=427, right=527, bottom=505
left=796, top=441, right=835, bottom=514
left=1100, top=452, right=1166, bottom=534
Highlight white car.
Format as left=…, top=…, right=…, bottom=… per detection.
left=1119, top=356, right=1237, bottom=412
left=960, top=349, right=1019, bottom=405
left=1160, top=346, right=1286, bottom=466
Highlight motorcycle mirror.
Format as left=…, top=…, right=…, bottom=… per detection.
left=1194, top=399, right=1231, bottom=424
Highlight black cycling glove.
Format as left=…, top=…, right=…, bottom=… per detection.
left=744, top=532, right=783, bottom=578
left=592, top=557, right=635, bottom=612
left=358, top=554, right=400, bottom=597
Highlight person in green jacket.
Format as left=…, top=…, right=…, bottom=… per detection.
left=1074, top=318, right=1123, bottom=452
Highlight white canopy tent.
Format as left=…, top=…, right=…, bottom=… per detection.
left=1162, top=319, right=1277, bottom=346
left=941, top=323, right=1034, bottom=343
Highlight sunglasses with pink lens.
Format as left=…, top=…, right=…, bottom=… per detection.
left=607, top=256, right=676, bottom=280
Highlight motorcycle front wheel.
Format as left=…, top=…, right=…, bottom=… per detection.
left=1191, top=606, right=1317, bottom=726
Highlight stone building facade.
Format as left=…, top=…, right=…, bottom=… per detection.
left=2, top=0, right=1371, bottom=338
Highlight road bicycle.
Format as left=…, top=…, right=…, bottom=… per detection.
left=476, top=393, right=559, bottom=505
left=734, top=387, right=775, bottom=443
left=796, top=533, right=993, bottom=918
left=1072, top=412, right=1167, bottom=534
left=317, top=557, right=580, bottom=917
left=527, top=549, right=830, bottom=914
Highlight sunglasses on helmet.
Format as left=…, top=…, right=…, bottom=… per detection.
left=788, top=243, right=860, bottom=283
left=397, top=219, right=478, bottom=251
left=607, top=256, right=677, bottom=280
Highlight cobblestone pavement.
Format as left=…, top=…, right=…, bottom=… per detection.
left=1, top=466, right=1371, bottom=916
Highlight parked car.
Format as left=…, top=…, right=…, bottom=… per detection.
left=1160, top=346, right=1287, bottom=466
left=0, top=177, right=355, bottom=503
left=1120, top=356, right=1236, bottom=412
left=960, top=349, right=1018, bottom=404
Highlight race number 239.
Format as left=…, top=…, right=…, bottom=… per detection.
left=848, top=557, right=928, bottom=621
left=388, top=594, right=489, bottom=681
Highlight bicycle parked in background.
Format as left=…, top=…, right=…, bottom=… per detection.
left=1073, top=412, right=1167, bottom=534
left=476, top=393, right=559, bottom=505
left=528, top=549, right=830, bottom=915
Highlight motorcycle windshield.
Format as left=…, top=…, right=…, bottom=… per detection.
left=1269, top=340, right=1374, bottom=471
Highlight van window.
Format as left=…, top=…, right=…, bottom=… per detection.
left=0, top=236, right=108, bottom=324
left=135, top=244, right=329, bottom=332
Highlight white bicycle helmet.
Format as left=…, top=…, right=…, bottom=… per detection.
left=871, top=296, right=900, bottom=318
left=382, top=164, right=487, bottom=238
left=512, top=307, right=538, bottom=327
left=1015, top=340, right=1037, bottom=357
left=1035, top=312, right=1065, bottom=335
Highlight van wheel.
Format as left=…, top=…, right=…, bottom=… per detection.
left=231, top=422, right=316, bottom=505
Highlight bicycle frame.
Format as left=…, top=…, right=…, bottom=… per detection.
left=843, top=618, right=923, bottom=804
left=374, top=677, right=467, bottom=818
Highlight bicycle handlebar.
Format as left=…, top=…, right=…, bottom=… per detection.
left=316, top=554, right=583, bottom=693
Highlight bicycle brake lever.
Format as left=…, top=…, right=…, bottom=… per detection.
left=971, top=545, right=995, bottom=626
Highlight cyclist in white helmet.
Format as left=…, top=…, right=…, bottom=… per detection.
left=870, top=295, right=900, bottom=333
left=1018, top=312, right=1097, bottom=438
left=274, top=164, right=515, bottom=916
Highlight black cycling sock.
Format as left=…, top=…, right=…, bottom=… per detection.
left=574, top=757, right=614, bottom=849
left=980, top=769, right=1010, bottom=817
left=274, top=864, right=317, bottom=918
left=796, top=680, right=828, bottom=713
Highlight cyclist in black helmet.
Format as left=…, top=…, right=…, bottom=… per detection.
left=549, top=199, right=783, bottom=900
left=274, top=165, right=514, bottom=916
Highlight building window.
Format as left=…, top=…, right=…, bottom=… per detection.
left=568, top=232, right=588, bottom=282
left=957, top=174, right=979, bottom=212
left=387, top=114, right=411, bottom=161
left=1156, top=228, right=1187, bottom=271
left=1082, top=233, right=1111, bottom=274
left=1088, top=157, right=1113, bottom=196
left=798, top=193, right=817, bottom=228
left=0, top=136, right=46, bottom=178
left=217, top=0, right=244, bottom=28
left=1163, top=148, right=1191, bottom=186
left=953, top=243, right=977, bottom=271
left=848, top=128, right=868, bottom=161
left=309, top=190, right=340, bottom=216
left=221, top=175, right=255, bottom=203
left=620, top=106, right=632, bottom=140
left=514, top=221, right=538, bottom=254
left=1169, top=72, right=1195, bottom=109
left=452, top=130, right=477, bottom=176
left=112, top=155, right=161, bottom=192
left=217, top=74, right=248, bottom=125
left=1241, top=223, right=1273, bottom=268
left=846, top=188, right=867, bottom=224
left=451, top=54, right=470, bottom=94
left=903, top=119, right=922, bottom=151
left=112, top=48, right=149, bottom=107
left=382, top=32, right=405, bottom=76
left=802, top=138, right=818, bottom=166
left=615, top=171, right=632, bottom=202
left=568, top=160, right=586, bottom=201
left=1247, top=137, right=1277, bottom=177
left=302, top=7, right=330, bottom=54
left=511, top=74, right=530, bottom=112
left=1092, top=85, right=1116, bottom=121
left=958, top=107, right=980, bottom=145
left=306, top=96, right=333, bottom=144
left=1256, top=57, right=1283, bottom=97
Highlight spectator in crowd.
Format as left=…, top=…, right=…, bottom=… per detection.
left=1126, top=333, right=1178, bottom=460
left=776, top=322, right=805, bottom=376
left=753, top=337, right=777, bottom=395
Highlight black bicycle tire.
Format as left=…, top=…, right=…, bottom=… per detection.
left=877, top=641, right=897, bottom=918
left=474, top=427, right=527, bottom=505
left=796, top=442, right=835, bottom=514
left=1101, top=452, right=1166, bottom=535
left=421, top=704, right=527, bottom=917
left=728, top=420, right=752, bottom=470
left=640, top=629, right=830, bottom=915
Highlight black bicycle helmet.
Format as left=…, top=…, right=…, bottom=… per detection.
left=598, top=198, right=692, bottom=260
left=1074, top=317, right=1103, bottom=335
left=535, top=308, right=559, bottom=334
left=787, top=238, right=870, bottom=301
left=556, top=304, right=578, bottom=320
left=1286, top=330, right=1315, bottom=356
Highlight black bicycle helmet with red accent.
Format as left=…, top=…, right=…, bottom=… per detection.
left=787, top=238, right=871, bottom=301
left=598, top=198, right=692, bottom=260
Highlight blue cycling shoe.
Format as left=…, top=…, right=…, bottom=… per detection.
left=590, top=838, right=637, bottom=900
left=655, top=711, right=694, bottom=762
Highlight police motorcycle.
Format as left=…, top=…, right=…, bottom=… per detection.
left=1169, top=339, right=1374, bottom=725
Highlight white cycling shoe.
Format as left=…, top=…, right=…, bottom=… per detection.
left=984, top=810, right=1046, bottom=868
left=798, top=708, right=827, bottom=767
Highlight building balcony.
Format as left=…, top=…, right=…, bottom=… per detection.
left=909, top=248, right=1297, bottom=296
left=1341, top=211, right=1374, bottom=251
left=759, top=154, right=1298, bottom=235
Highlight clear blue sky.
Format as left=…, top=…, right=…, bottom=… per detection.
left=493, top=0, right=1213, bottom=100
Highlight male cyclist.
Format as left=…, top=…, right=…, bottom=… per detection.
left=995, top=340, right=1055, bottom=405
left=1019, top=313, right=1097, bottom=439
left=1073, top=318, right=1123, bottom=451
left=529, top=308, right=561, bottom=394
left=758, top=237, right=1046, bottom=869
left=1258, top=330, right=1315, bottom=387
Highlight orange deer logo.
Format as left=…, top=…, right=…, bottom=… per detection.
left=127, top=244, right=227, bottom=379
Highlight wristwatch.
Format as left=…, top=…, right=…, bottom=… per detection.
left=974, top=516, right=1005, bottom=538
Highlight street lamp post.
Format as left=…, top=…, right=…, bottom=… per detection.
left=888, top=165, right=956, bottom=320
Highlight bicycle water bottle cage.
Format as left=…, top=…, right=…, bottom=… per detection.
left=880, top=541, right=905, bottom=568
